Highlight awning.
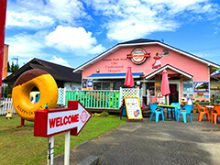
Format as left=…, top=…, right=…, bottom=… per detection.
left=87, top=72, right=144, bottom=79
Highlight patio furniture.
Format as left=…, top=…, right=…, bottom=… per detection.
left=212, top=105, right=220, bottom=125
left=149, top=103, right=164, bottom=122
left=196, top=104, right=210, bottom=122
left=166, top=106, right=175, bottom=119
left=158, top=104, right=176, bottom=120
left=177, top=104, right=193, bottom=123
left=170, top=102, right=181, bottom=121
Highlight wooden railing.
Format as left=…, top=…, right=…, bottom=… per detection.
left=65, top=90, right=120, bottom=110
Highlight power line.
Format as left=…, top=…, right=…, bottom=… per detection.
left=12, top=57, right=19, bottom=65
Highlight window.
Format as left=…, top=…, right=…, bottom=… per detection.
left=103, top=82, right=110, bottom=90
left=113, top=81, right=124, bottom=90
left=93, top=81, right=111, bottom=90
left=183, top=81, right=194, bottom=97
left=93, top=82, right=101, bottom=90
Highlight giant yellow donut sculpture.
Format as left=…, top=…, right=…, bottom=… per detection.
left=12, top=69, right=58, bottom=121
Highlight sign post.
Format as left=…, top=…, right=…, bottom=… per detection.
left=48, top=136, right=54, bottom=165
left=34, top=101, right=91, bottom=165
left=64, top=131, right=70, bottom=165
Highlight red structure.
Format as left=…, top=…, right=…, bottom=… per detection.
left=34, top=101, right=91, bottom=137
left=161, top=69, right=170, bottom=96
left=124, top=67, right=134, bottom=88
left=0, top=0, right=7, bottom=99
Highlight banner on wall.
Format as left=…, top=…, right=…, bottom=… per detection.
left=194, top=82, right=209, bottom=92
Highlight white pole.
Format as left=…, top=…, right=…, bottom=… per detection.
left=48, top=136, right=54, bottom=165
left=119, top=87, right=122, bottom=107
left=64, top=131, right=70, bottom=165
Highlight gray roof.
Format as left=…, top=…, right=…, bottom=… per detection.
left=3, top=58, right=82, bottom=84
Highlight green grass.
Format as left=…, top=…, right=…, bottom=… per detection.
left=0, top=114, right=125, bottom=165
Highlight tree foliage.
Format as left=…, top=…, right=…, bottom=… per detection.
left=8, top=61, right=19, bottom=73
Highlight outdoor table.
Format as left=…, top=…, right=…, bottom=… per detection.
left=205, top=105, right=214, bottom=122
left=158, top=104, right=176, bottom=120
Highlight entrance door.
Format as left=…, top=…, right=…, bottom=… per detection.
left=169, top=84, right=179, bottom=103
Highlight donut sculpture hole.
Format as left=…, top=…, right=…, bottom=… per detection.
left=12, top=69, right=58, bottom=121
left=30, top=87, right=40, bottom=104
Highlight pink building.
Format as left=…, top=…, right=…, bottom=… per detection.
left=75, top=39, right=220, bottom=104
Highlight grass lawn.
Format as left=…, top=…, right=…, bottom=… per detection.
left=0, top=114, right=125, bottom=165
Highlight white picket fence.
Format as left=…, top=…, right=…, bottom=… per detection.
left=0, top=98, right=16, bottom=115
left=0, top=88, right=66, bottom=115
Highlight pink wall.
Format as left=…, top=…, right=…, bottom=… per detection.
left=83, top=44, right=209, bottom=82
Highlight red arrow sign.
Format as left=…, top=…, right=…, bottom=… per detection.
left=34, top=101, right=91, bottom=137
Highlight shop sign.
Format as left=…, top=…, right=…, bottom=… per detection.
left=127, top=48, right=150, bottom=65
left=124, top=97, right=143, bottom=120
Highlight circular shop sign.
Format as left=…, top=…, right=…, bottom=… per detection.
left=127, top=48, right=150, bottom=65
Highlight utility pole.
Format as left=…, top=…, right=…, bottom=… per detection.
left=0, top=0, right=7, bottom=100
left=12, top=57, right=19, bottom=65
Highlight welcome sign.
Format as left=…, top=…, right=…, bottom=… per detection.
left=34, top=101, right=91, bottom=137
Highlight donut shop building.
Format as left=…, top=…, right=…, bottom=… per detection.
left=74, top=39, right=220, bottom=104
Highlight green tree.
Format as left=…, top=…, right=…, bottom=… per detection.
left=7, top=62, right=10, bottom=72
left=11, top=62, right=15, bottom=72
left=9, top=62, right=19, bottom=73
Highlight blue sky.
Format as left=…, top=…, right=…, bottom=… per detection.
left=5, top=0, right=220, bottom=68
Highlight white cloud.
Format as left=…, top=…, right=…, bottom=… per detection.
left=86, top=0, right=218, bottom=41
left=107, top=17, right=178, bottom=41
left=5, top=32, right=53, bottom=67
left=45, top=25, right=105, bottom=55
left=49, top=56, right=72, bottom=67
left=6, top=0, right=87, bottom=29
left=6, top=11, right=55, bottom=29
left=6, top=33, right=45, bottom=58
left=5, top=31, right=75, bottom=68
left=45, top=0, right=87, bottom=23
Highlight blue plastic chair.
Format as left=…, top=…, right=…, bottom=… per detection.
left=170, top=102, right=181, bottom=121
left=178, top=104, right=193, bottom=123
left=149, top=104, right=164, bottom=122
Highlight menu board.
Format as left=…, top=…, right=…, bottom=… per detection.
left=194, top=82, right=209, bottom=92
left=124, top=97, right=143, bottom=120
